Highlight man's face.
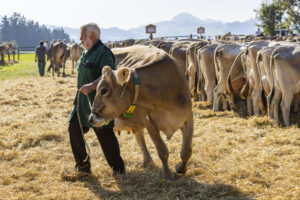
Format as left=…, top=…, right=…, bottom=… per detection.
left=80, top=29, right=94, bottom=50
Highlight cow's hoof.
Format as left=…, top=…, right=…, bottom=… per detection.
left=72, top=71, right=74, bottom=74
left=176, top=162, right=187, bottom=174
left=142, top=160, right=156, bottom=169
left=63, top=73, right=66, bottom=77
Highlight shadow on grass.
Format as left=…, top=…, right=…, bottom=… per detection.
left=69, top=169, right=254, bottom=200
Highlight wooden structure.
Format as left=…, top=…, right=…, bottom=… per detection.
left=197, top=27, right=205, bottom=39
left=145, top=24, right=156, bottom=40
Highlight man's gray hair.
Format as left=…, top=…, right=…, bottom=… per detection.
left=80, top=23, right=101, bottom=39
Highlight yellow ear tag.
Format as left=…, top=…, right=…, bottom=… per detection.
left=104, top=121, right=110, bottom=125
left=126, top=104, right=136, bottom=114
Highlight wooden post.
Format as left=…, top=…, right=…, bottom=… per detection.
left=146, top=24, right=156, bottom=40
left=18, top=49, right=20, bottom=62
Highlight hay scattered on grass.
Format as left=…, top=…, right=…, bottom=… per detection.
left=0, top=70, right=299, bottom=199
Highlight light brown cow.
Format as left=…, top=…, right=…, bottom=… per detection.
left=268, top=45, right=300, bottom=126
left=243, top=41, right=275, bottom=115
left=89, top=45, right=194, bottom=180
left=169, top=41, right=192, bottom=73
left=122, top=39, right=135, bottom=47
left=213, top=44, right=246, bottom=112
left=186, top=41, right=208, bottom=97
left=48, top=41, right=68, bottom=77
left=157, top=41, right=175, bottom=53
left=197, top=44, right=220, bottom=102
left=70, top=43, right=83, bottom=74
left=0, top=44, right=5, bottom=64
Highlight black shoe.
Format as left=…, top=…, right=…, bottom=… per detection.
left=75, top=162, right=91, bottom=174
left=113, top=167, right=126, bottom=175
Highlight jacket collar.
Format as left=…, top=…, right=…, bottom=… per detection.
left=84, top=40, right=102, bottom=55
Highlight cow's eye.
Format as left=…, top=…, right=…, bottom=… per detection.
left=101, top=88, right=107, bottom=95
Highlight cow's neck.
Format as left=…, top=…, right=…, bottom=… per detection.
left=123, top=68, right=140, bottom=119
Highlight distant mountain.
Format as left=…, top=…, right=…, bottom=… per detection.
left=48, top=12, right=259, bottom=42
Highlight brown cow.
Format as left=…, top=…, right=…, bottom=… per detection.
left=48, top=41, right=68, bottom=76
left=268, top=45, right=300, bottom=126
left=70, top=43, right=83, bottom=74
left=213, top=44, right=246, bottom=112
left=197, top=43, right=220, bottom=102
left=89, top=45, right=194, bottom=180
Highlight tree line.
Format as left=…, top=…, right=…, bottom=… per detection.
left=0, top=12, right=71, bottom=47
left=255, top=0, right=300, bottom=36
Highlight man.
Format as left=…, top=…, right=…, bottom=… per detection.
left=255, top=28, right=263, bottom=36
left=67, top=23, right=125, bottom=174
left=35, top=41, right=47, bottom=76
left=44, top=40, right=49, bottom=50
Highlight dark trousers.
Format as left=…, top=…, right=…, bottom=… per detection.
left=38, top=60, right=46, bottom=76
left=68, top=112, right=125, bottom=173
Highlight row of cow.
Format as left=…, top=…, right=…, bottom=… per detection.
left=0, top=43, right=17, bottom=64
left=105, top=38, right=299, bottom=127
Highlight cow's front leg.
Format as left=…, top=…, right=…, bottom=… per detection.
left=57, top=64, right=60, bottom=77
left=177, top=114, right=193, bottom=174
left=62, top=63, right=66, bottom=77
left=145, top=116, right=173, bottom=180
left=134, top=129, right=155, bottom=168
left=52, top=63, right=55, bottom=76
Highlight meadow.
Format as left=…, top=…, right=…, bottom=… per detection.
left=0, top=56, right=299, bottom=199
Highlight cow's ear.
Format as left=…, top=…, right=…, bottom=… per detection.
left=102, top=65, right=112, bottom=75
left=116, top=67, right=131, bottom=85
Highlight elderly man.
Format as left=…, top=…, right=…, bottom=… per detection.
left=67, top=23, right=125, bottom=174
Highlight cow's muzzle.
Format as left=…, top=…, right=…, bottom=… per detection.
left=88, top=112, right=105, bottom=127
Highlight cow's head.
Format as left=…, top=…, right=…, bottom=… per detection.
left=89, top=66, right=133, bottom=127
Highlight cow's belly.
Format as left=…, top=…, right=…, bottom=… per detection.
left=149, top=108, right=189, bottom=140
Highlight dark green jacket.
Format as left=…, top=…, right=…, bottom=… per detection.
left=68, top=40, right=115, bottom=128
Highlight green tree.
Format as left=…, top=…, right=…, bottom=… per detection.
left=255, top=0, right=300, bottom=35
left=255, top=1, right=284, bottom=36
left=0, top=12, right=71, bottom=47
left=275, top=0, right=300, bottom=32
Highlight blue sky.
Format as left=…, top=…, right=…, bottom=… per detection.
left=2, top=0, right=263, bottom=29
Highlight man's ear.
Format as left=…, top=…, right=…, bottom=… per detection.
left=116, top=67, right=131, bottom=85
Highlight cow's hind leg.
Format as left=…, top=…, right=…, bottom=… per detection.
left=145, top=116, right=173, bottom=180
left=134, top=129, right=155, bottom=168
left=281, top=92, right=293, bottom=126
left=72, top=59, right=75, bottom=74
left=176, top=115, right=193, bottom=174
left=268, top=88, right=281, bottom=123
left=213, top=86, right=222, bottom=112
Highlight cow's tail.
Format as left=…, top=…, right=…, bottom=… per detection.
left=214, top=45, right=222, bottom=82
left=194, top=45, right=201, bottom=95
left=268, top=47, right=281, bottom=109
left=226, top=50, right=244, bottom=95
left=240, top=80, right=250, bottom=100
left=256, top=49, right=267, bottom=114
left=185, top=48, right=190, bottom=79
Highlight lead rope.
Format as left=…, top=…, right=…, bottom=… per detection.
left=76, top=90, right=91, bottom=162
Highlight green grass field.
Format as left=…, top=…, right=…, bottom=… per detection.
left=0, top=54, right=73, bottom=80
left=0, top=54, right=39, bottom=80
